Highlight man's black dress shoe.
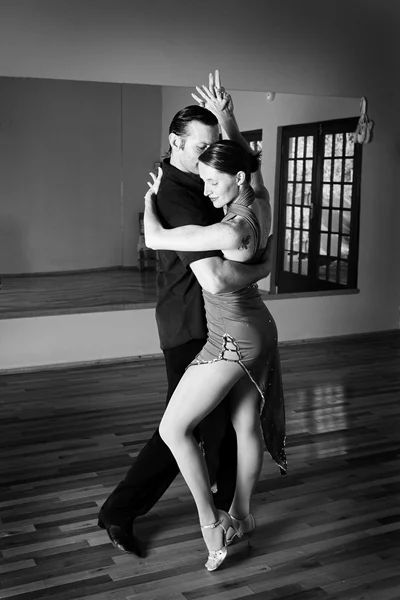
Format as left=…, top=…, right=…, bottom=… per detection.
left=99, top=520, right=144, bottom=557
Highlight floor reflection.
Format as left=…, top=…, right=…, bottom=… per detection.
left=291, top=383, right=350, bottom=459
left=0, top=267, right=270, bottom=319
left=0, top=268, right=158, bottom=318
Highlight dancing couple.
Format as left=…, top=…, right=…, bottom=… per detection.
left=98, top=70, right=286, bottom=571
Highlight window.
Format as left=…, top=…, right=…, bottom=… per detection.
left=275, top=117, right=362, bottom=294
left=241, top=129, right=263, bottom=153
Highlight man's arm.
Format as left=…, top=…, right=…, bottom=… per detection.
left=190, top=235, right=274, bottom=294
left=154, top=169, right=227, bottom=268
left=145, top=191, right=246, bottom=252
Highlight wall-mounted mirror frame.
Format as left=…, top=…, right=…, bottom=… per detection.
left=0, top=75, right=360, bottom=319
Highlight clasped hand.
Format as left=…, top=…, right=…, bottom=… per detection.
left=191, top=69, right=234, bottom=120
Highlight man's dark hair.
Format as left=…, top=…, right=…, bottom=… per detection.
left=164, top=105, right=218, bottom=158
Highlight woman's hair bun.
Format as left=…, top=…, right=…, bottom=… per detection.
left=249, top=151, right=261, bottom=173
left=199, top=140, right=261, bottom=182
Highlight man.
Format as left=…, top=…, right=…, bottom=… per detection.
left=98, top=78, right=272, bottom=557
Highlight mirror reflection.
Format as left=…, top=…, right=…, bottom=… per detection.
left=0, top=76, right=360, bottom=318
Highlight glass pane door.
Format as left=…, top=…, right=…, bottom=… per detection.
left=317, top=132, right=355, bottom=286
left=283, top=135, right=314, bottom=279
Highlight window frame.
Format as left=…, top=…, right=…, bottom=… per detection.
left=273, top=117, right=362, bottom=295
left=241, top=128, right=263, bottom=153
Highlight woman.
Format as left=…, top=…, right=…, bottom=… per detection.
left=144, top=85, right=286, bottom=572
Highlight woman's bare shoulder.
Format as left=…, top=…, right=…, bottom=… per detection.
left=220, top=214, right=258, bottom=263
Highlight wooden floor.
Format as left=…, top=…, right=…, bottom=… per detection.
left=1, top=331, right=400, bottom=600
left=0, top=269, right=158, bottom=319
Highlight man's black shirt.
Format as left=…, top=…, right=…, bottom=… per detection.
left=155, top=159, right=223, bottom=350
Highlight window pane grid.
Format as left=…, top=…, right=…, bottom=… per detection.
left=291, top=137, right=298, bottom=271
left=300, top=182, right=305, bottom=274
left=326, top=149, right=335, bottom=280
left=284, top=135, right=314, bottom=275
left=318, top=132, right=355, bottom=284
left=336, top=173, right=345, bottom=283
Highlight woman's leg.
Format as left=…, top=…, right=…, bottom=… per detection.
left=228, top=377, right=264, bottom=520
left=159, top=360, right=244, bottom=550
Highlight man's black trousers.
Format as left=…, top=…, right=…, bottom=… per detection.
left=98, top=338, right=237, bottom=528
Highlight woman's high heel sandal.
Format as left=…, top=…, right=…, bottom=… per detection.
left=226, top=513, right=256, bottom=546
left=201, top=510, right=232, bottom=572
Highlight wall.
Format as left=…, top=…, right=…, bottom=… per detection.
left=0, top=77, right=122, bottom=273
left=0, top=77, right=162, bottom=273
left=121, top=84, right=162, bottom=266
left=0, top=289, right=389, bottom=371
left=0, top=1, right=397, bottom=97
left=0, top=0, right=399, bottom=369
left=0, top=310, right=161, bottom=370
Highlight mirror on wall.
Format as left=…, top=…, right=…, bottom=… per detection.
left=0, top=76, right=360, bottom=319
